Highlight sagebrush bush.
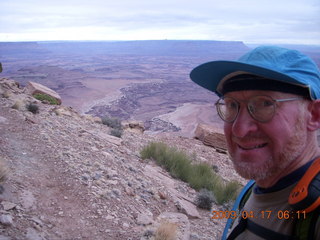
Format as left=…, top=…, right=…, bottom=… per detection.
left=102, top=116, right=123, bottom=138
left=33, top=93, right=59, bottom=105
left=196, top=189, right=215, bottom=210
left=26, top=103, right=39, bottom=114
left=140, top=141, right=240, bottom=205
left=214, top=180, right=240, bottom=205
left=188, top=163, right=219, bottom=191
left=102, top=116, right=122, bottom=129
left=110, top=128, right=123, bottom=138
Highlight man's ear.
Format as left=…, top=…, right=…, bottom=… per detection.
left=307, top=100, right=320, bottom=131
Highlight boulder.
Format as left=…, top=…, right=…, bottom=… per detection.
left=25, top=81, right=62, bottom=105
left=194, top=124, right=227, bottom=153
left=174, top=196, right=201, bottom=219
left=136, top=210, right=154, bottom=226
left=122, top=120, right=145, bottom=134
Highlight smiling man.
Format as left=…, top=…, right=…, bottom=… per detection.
left=190, top=46, right=320, bottom=240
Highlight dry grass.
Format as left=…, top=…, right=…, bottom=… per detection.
left=11, top=100, right=24, bottom=110
left=0, top=158, right=9, bottom=183
left=154, top=221, right=178, bottom=240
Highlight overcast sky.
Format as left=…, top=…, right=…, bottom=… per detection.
left=1, top=0, right=319, bottom=44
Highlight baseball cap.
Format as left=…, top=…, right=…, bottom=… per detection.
left=190, top=45, right=320, bottom=99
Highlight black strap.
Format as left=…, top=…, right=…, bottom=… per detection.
left=226, top=218, right=247, bottom=240
left=227, top=218, right=297, bottom=240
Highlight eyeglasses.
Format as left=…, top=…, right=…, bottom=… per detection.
left=215, top=95, right=302, bottom=123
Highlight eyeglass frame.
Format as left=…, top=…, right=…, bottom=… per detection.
left=215, top=95, right=303, bottom=123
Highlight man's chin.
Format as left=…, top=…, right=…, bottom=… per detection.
left=233, top=161, right=272, bottom=180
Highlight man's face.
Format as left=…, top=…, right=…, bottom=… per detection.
left=223, top=90, right=308, bottom=181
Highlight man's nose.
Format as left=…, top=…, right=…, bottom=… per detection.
left=231, top=106, right=258, bottom=138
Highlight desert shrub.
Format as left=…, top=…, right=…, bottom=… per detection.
left=214, top=180, right=240, bottom=205
left=33, top=93, right=59, bottom=105
left=140, top=142, right=192, bottom=181
left=12, top=100, right=24, bottom=110
left=0, top=159, right=8, bottom=183
left=110, top=128, right=123, bottom=138
left=140, top=141, right=240, bottom=205
left=101, top=116, right=122, bottom=129
left=188, top=162, right=219, bottom=191
left=196, top=189, right=215, bottom=210
left=154, top=221, right=177, bottom=240
left=101, top=115, right=123, bottom=138
left=26, top=103, right=39, bottom=114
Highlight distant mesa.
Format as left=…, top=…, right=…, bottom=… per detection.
left=0, top=40, right=250, bottom=57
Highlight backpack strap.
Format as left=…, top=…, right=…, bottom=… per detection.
left=226, top=217, right=247, bottom=240
left=221, top=180, right=255, bottom=240
left=289, top=158, right=320, bottom=213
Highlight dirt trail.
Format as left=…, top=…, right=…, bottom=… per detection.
left=0, top=104, right=110, bottom=239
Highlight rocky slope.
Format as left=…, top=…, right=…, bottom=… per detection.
left=0, top=78, right=244, bottom=240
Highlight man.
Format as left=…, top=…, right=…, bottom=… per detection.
left=190, top=46, right=320, bottom=239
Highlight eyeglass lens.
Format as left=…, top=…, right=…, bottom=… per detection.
left=216, top=96, right=276, bottom=123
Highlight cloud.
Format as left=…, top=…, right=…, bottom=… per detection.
left=0, top=0, right=319, bottom=44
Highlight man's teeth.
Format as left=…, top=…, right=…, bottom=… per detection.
left=239, top=143, right=267, bottom=150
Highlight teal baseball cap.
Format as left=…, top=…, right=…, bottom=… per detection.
left=190, top=46, right=320, bottom=100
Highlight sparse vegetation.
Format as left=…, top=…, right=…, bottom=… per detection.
left=0, top=158, right=8, bottom=195
left=102, top=116, right=122, bottom=129
left=110, top=128, right=123, bottom=138
left=0, top=158, right=8, bottom=184
left=196, top=189, right=215, bottom=210
left=154, top=221, right=177, bottom=240
left=214, top=180, right=240, bottom=204
left=26, top=103, right=39, bottom=114
left=140, top=141, right=240, bottom=205
left=102, top=115, right=123, bottom=138
left=12, top=100, right=23, bottom=110
left=33, top=93, right=59, bottom=105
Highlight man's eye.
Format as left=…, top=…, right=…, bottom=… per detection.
left=226, top=101, right=238, bottom=109
left=261, top=100, right=274, bottom=107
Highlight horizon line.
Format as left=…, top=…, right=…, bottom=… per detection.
left=0, top=39, right=319, bottom=47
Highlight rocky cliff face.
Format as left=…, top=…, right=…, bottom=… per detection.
left=0, top=78, right=243, bottom=240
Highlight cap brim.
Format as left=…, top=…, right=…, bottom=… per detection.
left=190, top=60, right=302, bottom=97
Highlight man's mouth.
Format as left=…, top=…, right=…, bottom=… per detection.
left=238, top=143, right=268, bottom=150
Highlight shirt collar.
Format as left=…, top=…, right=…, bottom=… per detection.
left=254, top=159, right=314, bottom=194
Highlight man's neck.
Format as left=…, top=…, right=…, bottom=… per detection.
left=256, top=147, right=320, bottom=188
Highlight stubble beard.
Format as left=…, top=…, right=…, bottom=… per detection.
left=229, top=116, right=307, bottom=181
